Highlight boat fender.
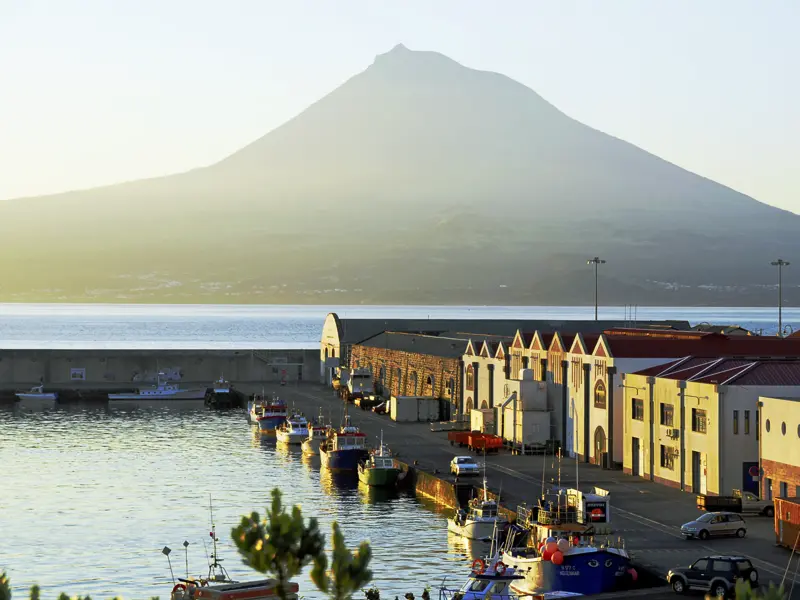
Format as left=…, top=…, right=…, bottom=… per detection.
left=172, top=584, right=187, bottom=594
left=472, top=558, right=486, bottom=574
left=495, top=562, right=507, bottom=575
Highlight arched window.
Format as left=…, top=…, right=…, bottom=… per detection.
left=480, top=400, right=489, bottom=409
left=410, top=372, right=418, bottom=395
left=466, top=397, right=474, bottom=413
left=425, top=375, right=434, bottom=395
left=395, top=368, right=402, bottom=393
left=594, top=380, right=607, bottom=409
left=324, top=348, right=329, bottom=360
left=466, top=365, right=474, bottom=391
left=446, top=378, right=455, bottom=397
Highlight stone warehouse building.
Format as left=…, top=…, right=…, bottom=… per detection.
left=349, top=331, right=511, bottom=414
left=319, top=311, right=690, bottom=386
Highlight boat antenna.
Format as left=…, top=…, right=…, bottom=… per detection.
left=162, top=546, right=175, bottom=585
left=574, top=404, right=580, bottom=492
left=540, top=439, right=547, bottom=499
left=557, top=448, right=562, bottom=521
left=183, top=540, right=190, bottom=579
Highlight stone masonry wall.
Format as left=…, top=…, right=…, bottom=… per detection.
left=350, top=345, right=462, bottom=408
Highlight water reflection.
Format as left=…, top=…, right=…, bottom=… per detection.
left=1, top=406, right=472, bottom=599
left=446, top=531, right=492, bottom=561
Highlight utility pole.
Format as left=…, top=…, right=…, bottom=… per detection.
left=771, top=259, right=790, bottom=336
left=587, top=257, right=606, bottom=321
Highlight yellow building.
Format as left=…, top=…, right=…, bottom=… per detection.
left=759, top=396, right=800, bottom=501
left=623, top=358, right=800, bottom=496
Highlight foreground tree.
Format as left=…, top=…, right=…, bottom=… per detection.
left=232, top=488, right=326, bottom=600
left=311, top=523, right=372, bottom=600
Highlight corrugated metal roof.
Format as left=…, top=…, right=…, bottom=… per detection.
left=635, top=357, right=800, bottom=386
left=605, top=336, right=800, bottom=359
left=357, top=332, right=469, bottom=358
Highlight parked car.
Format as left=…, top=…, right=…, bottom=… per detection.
left=667, top=555, right=758, bottom=597
left=450, top=456, right=480, bottom=476
left=372, top=401, right=388, bottom=415
left=680, top=512, right=747, bottom=540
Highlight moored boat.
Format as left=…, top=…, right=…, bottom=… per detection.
left=276, top=414, right=309, bottom=445
left=448, top=477, right=508, bottom=541
left=301, top=414, right=329, bottom=455
left=109, top=372, right=206, bottom=402
left=319, top=414, right=368, bottom=472
left=166, top=501, right=300, bottom=600
left=438, top=552, right=528, bottom=600
left=500, top=487, right=635, bottom=596
left=247, top=394, right=288, bottom=435
left=15, top=384, right=58, bottom=404
left=357, top=432, right=400, bottom=487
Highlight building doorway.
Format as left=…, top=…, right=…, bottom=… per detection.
left=593, top=426, right=606, bottom=466
left=632, top=437, right=641, bottom=477
left=692, top=451, right=707, bottom=494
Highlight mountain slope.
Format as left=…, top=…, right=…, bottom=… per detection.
left=0, top=44, right=796, bottom=305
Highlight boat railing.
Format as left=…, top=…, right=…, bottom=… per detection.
left=516, top=504, right=585, bottom=527
left=438, top=587, right=524, bottom=600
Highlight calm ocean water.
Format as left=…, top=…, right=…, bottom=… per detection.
left=0, top=303, right=796, bottom=349
left=0, top=406, right=486, bottom=599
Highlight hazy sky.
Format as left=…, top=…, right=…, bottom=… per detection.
left=1, top=1, right=798, bottom=212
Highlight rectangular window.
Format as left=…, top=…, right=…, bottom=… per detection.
left=766, top=478, right=773, bottom=501
left=733, top=410, right=739, bottom=435
left=571, top=358, right=582, bottom=390
left=692, top=408, right=707, bottom=434
left=796, top=485, right=800, bottom=498
left=632, top=398, right=644, bottom=421
left=744, top=410, right=750, bottom=435
left=660, top=445, right=674, bottom=470
left=780, top=482, right=788, bottom=498
left=660, top=403, right=674, bottom=427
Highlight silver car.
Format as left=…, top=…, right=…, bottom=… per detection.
left=450, top=456, right=480, bottom=476
left=681, top=511, right=747, bottom=540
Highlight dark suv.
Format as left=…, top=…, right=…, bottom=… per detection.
left=668, top=555, right=758, bottom=597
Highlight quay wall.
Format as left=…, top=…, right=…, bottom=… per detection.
left=0, top=349, right=320, bottom=395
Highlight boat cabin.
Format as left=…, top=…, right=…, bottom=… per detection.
left=367, top=456, right=395, bottom=469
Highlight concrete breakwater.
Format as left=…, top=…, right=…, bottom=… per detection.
left=0, top=348, right=319, bottom=401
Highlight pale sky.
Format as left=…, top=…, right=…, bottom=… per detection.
left=1, top=1, right=798, bottom=212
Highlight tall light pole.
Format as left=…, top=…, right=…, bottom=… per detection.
left=587, top=256, right=606, bottom=321
left=771, top=259, right=790, bottom=336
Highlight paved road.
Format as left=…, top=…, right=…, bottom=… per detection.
left=255, top=382, right=800, bottom=598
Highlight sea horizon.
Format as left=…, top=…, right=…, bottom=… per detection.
left=0, top=302, right=795, bottom=350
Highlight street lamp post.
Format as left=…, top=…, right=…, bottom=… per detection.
left=587, top=256, right=606, bottom=321
left=771, top=259, right=790, bottom=336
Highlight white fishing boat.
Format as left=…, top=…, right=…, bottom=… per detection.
left=108, top=372, right=207, bottom=402
left=448, top=477, right=508, bottom=541
left=15, top=384, right=58, bottom=403
left=275, top=414, right=309, bottom=445
left=438, top=544, right=528, bottom=600
left=301, top=412, right=328, bottom=455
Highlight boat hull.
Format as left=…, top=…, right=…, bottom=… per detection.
left=255, top=416, right=286, bottom=435
left=447, top=518, right=504, bottom=541
left=276, top=431, right=307, bottom=445
left=301, top=438, right=322, bottom=455
left=503, top=548, right=631, bottom=596
left=357, top=466, right=400, bottom=487
left=320, top=448, right=368, bottom=472
left=108, top=389, right=207, bottom=401
left=16, top=393, right=58, bottom=402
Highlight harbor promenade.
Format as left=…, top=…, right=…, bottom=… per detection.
left=259, top=382, right=800, bottom=598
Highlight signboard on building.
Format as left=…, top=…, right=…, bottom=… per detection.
left=70, top=368, right=86, bottom=381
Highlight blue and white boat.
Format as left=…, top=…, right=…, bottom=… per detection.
left=501, top=487, right=636, bottom=596
left=319, top=415, right=368, bottom=472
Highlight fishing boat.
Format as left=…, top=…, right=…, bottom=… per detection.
left=165, top=500, right=299, bottom=600
left=319, top=413, right=368, bottom=472
left=276, top=414, right=309, bottom=445
left=247, top=394, right=288, bottom=435
left=109, top=372, right=206, bottom=402
left=301, top=413, right=329, bottom=455
left=357, top=432, right=400, bottom=487
left=211, top=375, right=232, bottom=395
left=500, top=487, right=634, bottom=596
left=448, top=476, right=508, bottom=541
left=15, top=384, right=58, bottom=404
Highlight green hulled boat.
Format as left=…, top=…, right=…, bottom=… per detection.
left=357, top=434, right=400, bottom=487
